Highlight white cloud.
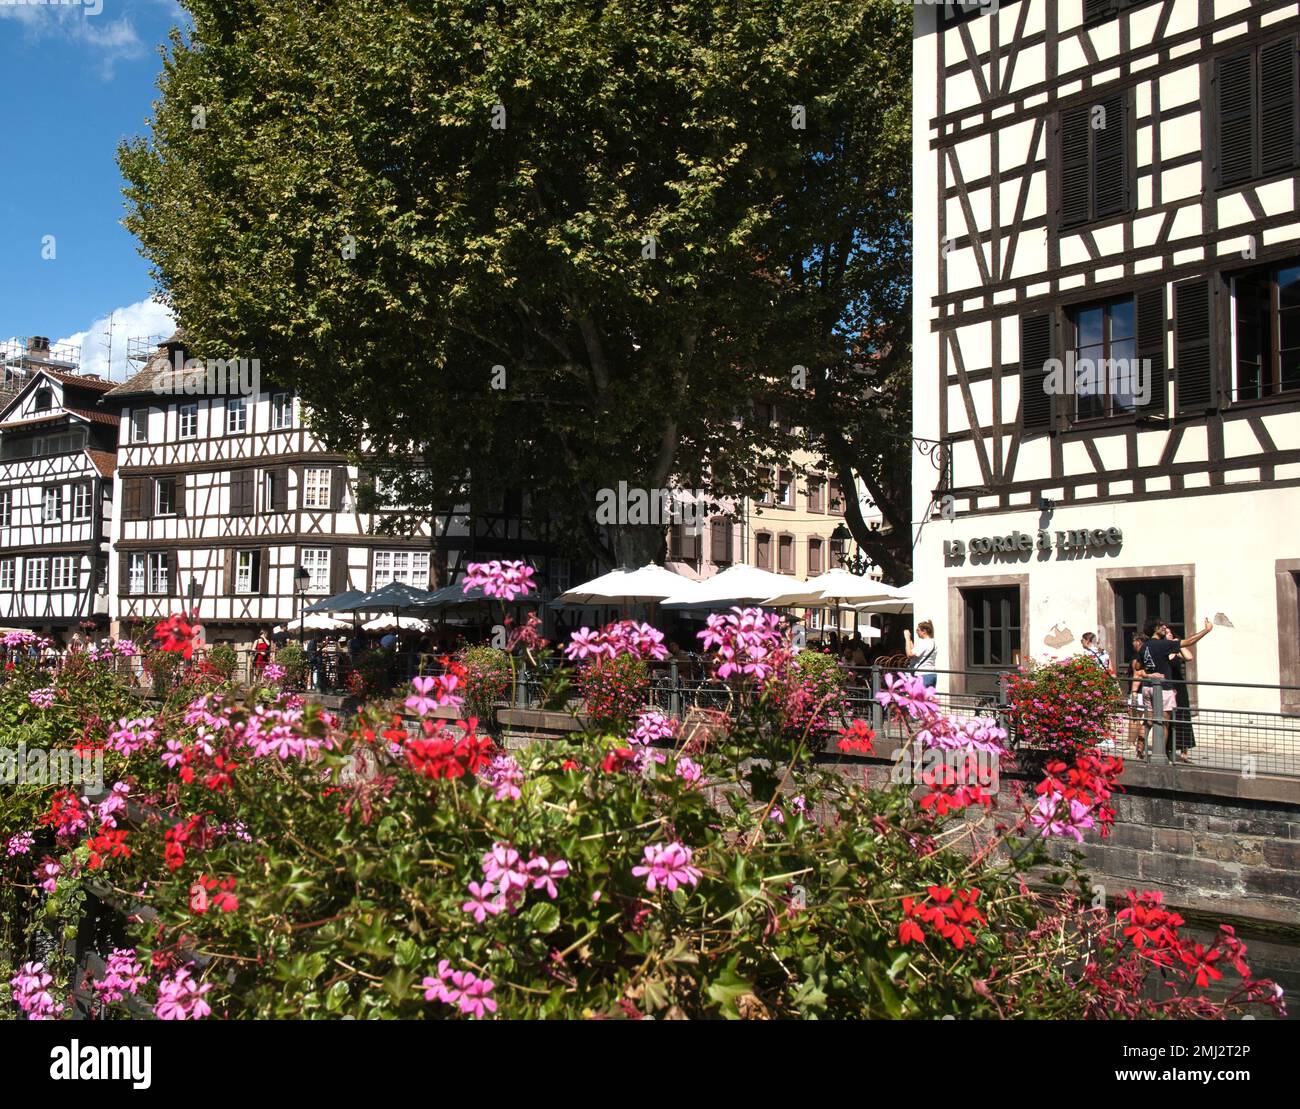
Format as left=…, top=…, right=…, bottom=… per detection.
left=53, top=296, right=176, bottom=380
left=0, top=2, right=146, bottom=79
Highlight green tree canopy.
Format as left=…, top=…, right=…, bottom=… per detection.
left=121, top=0, right=911, bottom=571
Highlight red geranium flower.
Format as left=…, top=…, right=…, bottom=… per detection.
left=837, top=720, right=875, bottom=756
left=153, top=613, right=199, bottom=660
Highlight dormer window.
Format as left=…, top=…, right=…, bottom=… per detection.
left=33, top=388, right=53, bottom=413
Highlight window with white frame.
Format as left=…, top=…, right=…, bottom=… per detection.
left=72, top=482, right=92, bottom=521
left=302, top=468, right=331, bottom=509
left=225, top=396, right=247, bottom=434
left=148, top=552, right=169, bottom=595
left=301, top=547, right=330, bottom=593
left=0, top=490, right=9, bottom=527
left=128, top=553, right=146, bottom=596
left=42, top=487, right=61, bottom=523
left=155, top=478, right=176, bottom=517
left=178, top=403, right=199, bottom=439
left=24, top=558, right=48, bottom=591
left=130, top=409, right=149, bottom=444
left=372, top=550, right=430, bottom=588
left=0, top=558, right=13, bottom=590
left=51, top=556, right=75, bottom=590
left=235, top=549, right=260, bottom=594
left=271, top=393, right=294, bottom=430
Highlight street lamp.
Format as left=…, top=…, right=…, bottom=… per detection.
left=831, top=523, right=872, bottom=577
left=294, top=566, right=311, bottom=646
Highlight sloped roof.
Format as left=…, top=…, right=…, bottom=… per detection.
left=0, top=406, right=118, bottom=430
left=103, top=331, right=208, bottom=400
left=86, top=449, right=118, bottom=478
left=40, top=370, right=116, bottom=393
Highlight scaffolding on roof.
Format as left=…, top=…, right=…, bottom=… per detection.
left=0, top=336, right=82, bottom=400
left=125, top=334, right=169, bottom=369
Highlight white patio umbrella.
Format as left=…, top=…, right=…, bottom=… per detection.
left=661, top=564, right=796, bottom=609
left=272, top=613, right=351, bottom=635
left=553, top=563, right=696, bottom=606
left=362, top=615, right=432, bottom=633
left=854, top=582, right=915, bottom=615
left=764, top=569, right=905, bottom=608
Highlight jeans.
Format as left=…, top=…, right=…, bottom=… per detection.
left=920, top=673, right=937, bottom=689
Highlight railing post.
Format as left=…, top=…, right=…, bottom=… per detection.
left=1149, top=676, right=1169, bottom=765
left=869, top=665, right=884, bottom=734
left=514, top=665, right=528, bottom=709
left=669, top=658, right=681, bottom=719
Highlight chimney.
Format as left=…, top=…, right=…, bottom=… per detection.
left=27, top=336, right=50, bottom=359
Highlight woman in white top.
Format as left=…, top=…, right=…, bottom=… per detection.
left=904, top=620, right=938, bottom=689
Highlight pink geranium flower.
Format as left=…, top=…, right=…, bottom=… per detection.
left=632, top=840, right=702, bottom=893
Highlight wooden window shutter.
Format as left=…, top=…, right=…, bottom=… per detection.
left=756, top=533, right=772, bottom=571
left=330, top=547, right=347, bottom=594
left=1259, top=39, right=1298, bottom=176
left=272, top=467, right=288, bottom=512
left=1135, top=286, right=1168, bottom=414
left=778, top=535, right=794, bottom=574
left=1093, top=93, right=1128, bottom=218
left=1173, top=278, right=1217, bottom=413
left=167, top=551, right=178, bottom=596
left=1083, top=0, right=1114, bottom=22
left=259, top=547, right=272, bottom=595
left=680, top=525, right=699, bottom=562
left=223, top=549, right=234, bottom=595
left=232, top=469, right=253, bottom=517
left=174, top=473, right=186, bottom=518
left=1059, top=105, right=1091, bottom=229
left=122, top=478, right=138, bottom=521
left=710, top=519, right=731, bottom=564
left=118, top=551, right=130, bottom=595
left=1218, top=52, right=1256, bottom=186
left=1020, top=312, right=1055, bottom=432
left=330, top=467, right=345, bottom=512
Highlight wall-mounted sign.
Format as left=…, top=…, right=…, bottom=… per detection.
left=944, top=527, right=1122, bottom=562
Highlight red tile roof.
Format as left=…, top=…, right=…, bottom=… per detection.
left=86, top=449, right=118, bottom=478
left=0, top=406, right=119, bottom=430
left=41, top=370, right=116, bottom=392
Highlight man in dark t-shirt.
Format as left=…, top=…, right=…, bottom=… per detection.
left=1140, top=618, right=1213, bottom=737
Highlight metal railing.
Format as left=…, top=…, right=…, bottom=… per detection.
left=503, top=659, right=1300, bottom=778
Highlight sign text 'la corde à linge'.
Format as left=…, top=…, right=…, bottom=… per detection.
left=944, top=527, right=1123, bottom=562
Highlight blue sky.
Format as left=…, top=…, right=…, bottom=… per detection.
left=0, top=0, right=189, bottom=378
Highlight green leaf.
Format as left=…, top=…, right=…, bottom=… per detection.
left=527, top=900, right=562, bottom=935
left=706, top=958, right=753, bottom=1019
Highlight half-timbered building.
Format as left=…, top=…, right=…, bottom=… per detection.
left=0, top=339, right=117, bottom=635
left=105, top=336, right=573, bottom=646
left=913, top=0, right=1300, bottom=711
